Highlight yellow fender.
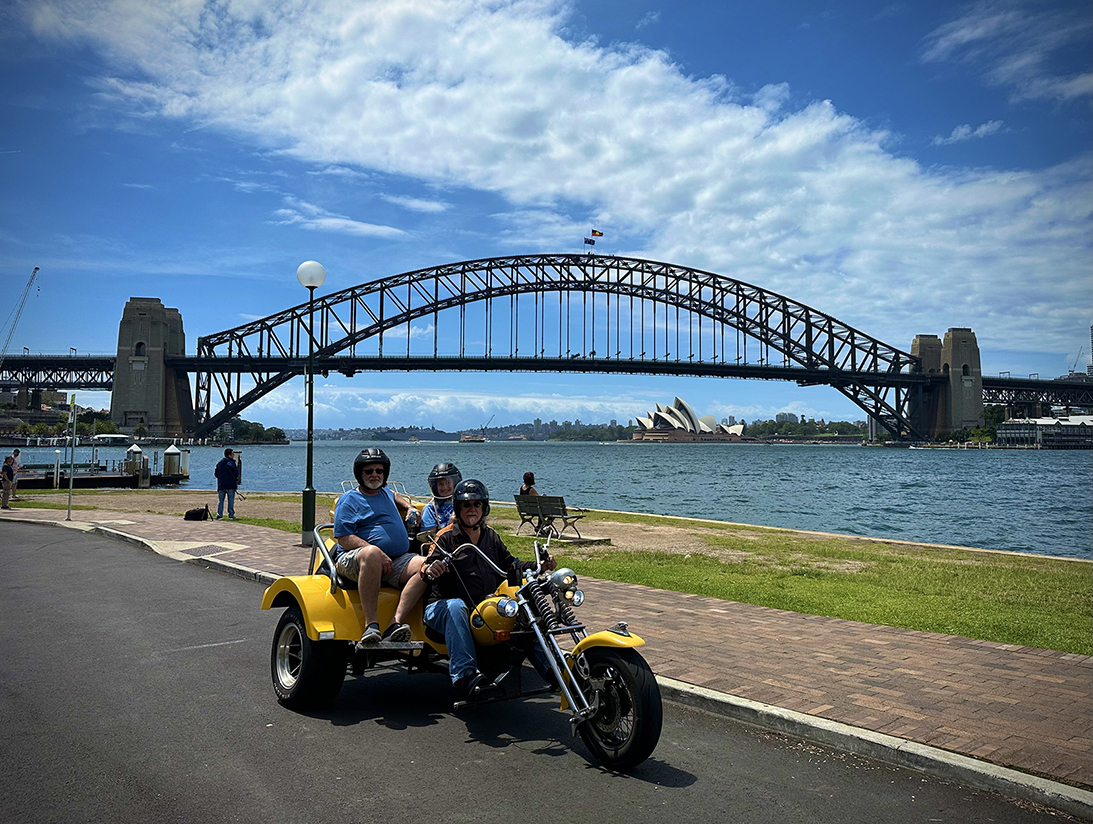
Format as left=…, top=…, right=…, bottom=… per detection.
left=572, top=629, right=646, bottom=657
left=261, top=576, right=360, bottom=641
left=557, top=629, right=647, bottom=711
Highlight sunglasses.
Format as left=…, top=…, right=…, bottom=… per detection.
left=361, top=467, right=384, bottom=475
left=461, top=501, right=484, bottom=509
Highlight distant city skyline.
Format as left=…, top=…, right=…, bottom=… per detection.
left=2, top=1, right=1089, bottom=432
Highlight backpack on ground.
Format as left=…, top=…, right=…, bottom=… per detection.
left=184, top=504, right=211, bottom=521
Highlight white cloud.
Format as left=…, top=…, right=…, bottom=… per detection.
left=271, top=196, right=407, bottom=238
left=243, top=377, right=866, bottom=430
left=931, top=119, right=1004, bottom=146
left=922, top=1, right=1093, bottom=103
left=19, top=0, right=1092, bottom=359
left=636, top=12, right=660, bottom=30
left=381, top=193, right=449, bottom=213
left=308, top=165, right=372, bottom=181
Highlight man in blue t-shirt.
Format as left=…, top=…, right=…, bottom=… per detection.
left=333, top=448, right=422, bottom=648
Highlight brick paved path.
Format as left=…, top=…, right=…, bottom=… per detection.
left=5, top=508, right=1090, bottom=789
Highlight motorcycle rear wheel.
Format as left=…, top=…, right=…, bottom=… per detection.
left=577, top=647, right=663, bottom=770
left=271, top=605, right=348, bottom=710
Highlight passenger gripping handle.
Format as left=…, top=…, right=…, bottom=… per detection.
left=310, top=523, right=340, bottom=595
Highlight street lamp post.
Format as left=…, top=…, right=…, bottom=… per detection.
left=297, top=260, right=326, bottom=546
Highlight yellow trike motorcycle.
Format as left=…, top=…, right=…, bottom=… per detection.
left=261, top=524, right=663, bottom=771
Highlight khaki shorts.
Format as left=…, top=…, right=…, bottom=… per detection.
left=334, top=548, right=415, bottom=588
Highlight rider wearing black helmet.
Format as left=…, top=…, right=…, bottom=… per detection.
left=333, top=447, right=424, bottom=647
left=419, top=479, right=555, bottom=695
left=420, top=462, right=461, bottom=537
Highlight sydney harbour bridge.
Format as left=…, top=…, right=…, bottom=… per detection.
left=2, top=254, right=1089, bottom=441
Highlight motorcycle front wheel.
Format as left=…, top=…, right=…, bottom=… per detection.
left=577, top=647, right=663, bottom=770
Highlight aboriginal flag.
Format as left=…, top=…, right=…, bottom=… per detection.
left=591, top=229, right=603, bottom=237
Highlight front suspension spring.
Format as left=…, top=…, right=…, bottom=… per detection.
left=529, top=582, right=560, bottom=631
left=556, top=600, right=578, bottom=628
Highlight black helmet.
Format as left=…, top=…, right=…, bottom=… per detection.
left=353, top=447, right=391, bottom=485
left=427, top=462, right=462, bottom=498
left=453, top=478, right=490, bottom=519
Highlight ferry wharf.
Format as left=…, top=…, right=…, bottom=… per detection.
left=3, top=507, right=1091, bottom=819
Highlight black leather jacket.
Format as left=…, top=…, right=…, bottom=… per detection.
left=424, top=524, right=535, bottom=608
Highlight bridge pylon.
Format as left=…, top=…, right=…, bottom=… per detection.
left=909, top=328, right=984, bottom=439
left=109, top=298, right=194, bottom=437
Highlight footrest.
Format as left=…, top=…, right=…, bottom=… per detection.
left=368, top=641, right=425, bottom=650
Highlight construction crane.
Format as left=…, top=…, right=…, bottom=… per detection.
left=0, top=267, right=40, bottom=371
left=481, top=414, right=495, bottom=435
left=1070, top=345, right=1084, bottom=375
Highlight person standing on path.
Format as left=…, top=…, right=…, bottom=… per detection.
left=214, top=448, right=240, bottom=520
left=10, top=448, right=22, bottom=500
left=2, top=455, right=14, bottom=509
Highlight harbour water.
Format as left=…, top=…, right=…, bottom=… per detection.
left=17, top=441, right=1091, bottom=560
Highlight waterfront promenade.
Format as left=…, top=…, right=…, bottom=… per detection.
left=3, top=504, right=1090, bottom=816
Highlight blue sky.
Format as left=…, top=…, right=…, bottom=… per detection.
left=1, top=0, right=1090, bottom=432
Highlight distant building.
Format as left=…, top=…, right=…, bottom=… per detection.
left=996, top=415, right=1093, bottom=449
left=632, top=397, right=746, bottom=442
left=775, top=412, right=799, bottom=424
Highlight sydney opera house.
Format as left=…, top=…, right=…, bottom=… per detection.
left=631, top=397, right=747, bottom=442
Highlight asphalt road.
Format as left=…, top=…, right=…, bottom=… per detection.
left=0, top=522, right=1075, bottom=824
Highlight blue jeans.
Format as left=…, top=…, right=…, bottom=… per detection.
left=424, top=598, right=556, bottom=688
left=424, top=598, right=477, bottom=684
left=217, top=489, right=236, bottom=518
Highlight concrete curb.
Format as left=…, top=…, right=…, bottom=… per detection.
left=190, top=554, right=278, bottom=586
left=8, top=513, right=1091, bottom=819
left=657, top=677, right=1093, bottom=822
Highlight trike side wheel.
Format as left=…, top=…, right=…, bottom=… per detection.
left=271, top=604, right=348, bottom=710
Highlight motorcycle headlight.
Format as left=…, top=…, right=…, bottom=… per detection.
left=551, top=568, right=578, bottom=593
left=496, top=597, right=519, bottom=618
left=571, top=589, right=584, bottom=607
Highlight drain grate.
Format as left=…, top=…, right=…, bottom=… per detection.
left=180, top=544, right=226, bottom=557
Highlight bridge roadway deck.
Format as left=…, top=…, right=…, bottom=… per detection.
left=3, top=506, right=1090, bottom=798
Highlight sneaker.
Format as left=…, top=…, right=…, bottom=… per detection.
left=228, top=516, right=236, bottom=520
left=215, top=515, right=223, bottom=520
left=382, top=622, right=412, bottom=643
left=1, top=506, right=11, bottom=510
left=355, top=623, right=382, bottom=651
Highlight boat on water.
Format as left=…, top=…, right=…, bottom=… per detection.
left=459, top=433, right=486, bottom=443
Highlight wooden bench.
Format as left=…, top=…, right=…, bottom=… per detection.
left=514, top=494, right=586, bottom=539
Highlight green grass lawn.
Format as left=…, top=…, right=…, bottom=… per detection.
left=496, top=519, right=1093, bottom=656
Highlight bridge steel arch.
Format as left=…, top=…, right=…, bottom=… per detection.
left=188, top=254, right=933, bottom=439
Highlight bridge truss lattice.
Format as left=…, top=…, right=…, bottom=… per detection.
left=188, top=254, right=931, bottom=439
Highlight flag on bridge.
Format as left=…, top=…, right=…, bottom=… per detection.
left=584, top=237, right=595, bottom=246
left=591, top=229, right=603, bottom=237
